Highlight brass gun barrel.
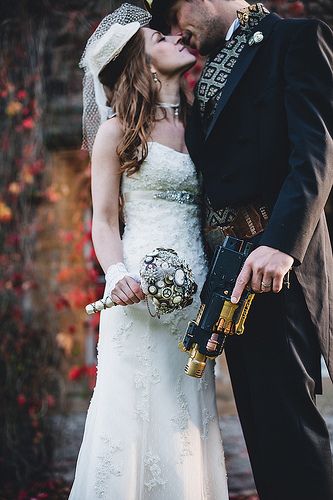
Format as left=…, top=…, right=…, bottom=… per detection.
left=183, top=344, right=208, bottom=379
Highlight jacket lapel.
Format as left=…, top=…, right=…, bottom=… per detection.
left=205, top=13, right=281, bottom=141
left=186, top=100, right=205, bottom=162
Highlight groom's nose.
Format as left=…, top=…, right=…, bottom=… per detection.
left=180, top=30, right=192, bottom=47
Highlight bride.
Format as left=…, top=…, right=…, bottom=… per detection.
left=69, top=4, right=228, bottom=499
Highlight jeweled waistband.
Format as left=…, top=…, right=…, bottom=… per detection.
left=122, top=190, right=200, bottom=205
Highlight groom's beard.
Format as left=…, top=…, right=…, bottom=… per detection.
left=193, top=21, right=227, bottom=56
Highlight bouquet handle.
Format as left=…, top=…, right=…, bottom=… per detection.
left=85, top=296, right=115, bottom=315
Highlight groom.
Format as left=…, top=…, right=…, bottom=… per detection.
left=150, top=1, right=333, bottom=499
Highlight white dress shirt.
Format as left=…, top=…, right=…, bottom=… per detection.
left=225, top=18, right=240, bottom=41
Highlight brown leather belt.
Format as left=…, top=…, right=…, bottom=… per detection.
left=204, top=199, right=270, bottom=251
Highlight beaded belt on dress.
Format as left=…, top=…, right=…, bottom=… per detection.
left=122, top=190, right=200, bottom=205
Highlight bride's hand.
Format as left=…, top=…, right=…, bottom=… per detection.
left=111, top=276, right=145, bottom=306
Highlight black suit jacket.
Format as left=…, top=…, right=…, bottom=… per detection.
left=186, top=14, right=333, bottom=380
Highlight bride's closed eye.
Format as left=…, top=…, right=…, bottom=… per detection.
left=151, top=31, right=166, bottom=43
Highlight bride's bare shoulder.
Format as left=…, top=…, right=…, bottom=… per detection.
left=94, top=116, right=122, bottom=149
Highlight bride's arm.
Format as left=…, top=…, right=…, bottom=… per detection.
left=91, top=119, right=122, bottom=272
left=91, top=119, right=144, bottom=305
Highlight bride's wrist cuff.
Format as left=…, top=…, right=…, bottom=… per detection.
left=105, top=262, right=129, bottom=296
left=104, top=263, right=141, bottom=297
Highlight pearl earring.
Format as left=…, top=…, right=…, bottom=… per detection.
left=153, top=72, right=159, bottom=83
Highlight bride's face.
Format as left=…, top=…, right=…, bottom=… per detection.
left=142, top=27, right=196, bottom=77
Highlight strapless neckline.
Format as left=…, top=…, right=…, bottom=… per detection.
left=148, top=141, right=190, bottom=157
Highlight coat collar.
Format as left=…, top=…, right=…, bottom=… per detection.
left=205, top=13, right=281, bottom=141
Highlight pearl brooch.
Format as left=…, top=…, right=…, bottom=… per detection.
left=248, top=31, right=264, bottom=46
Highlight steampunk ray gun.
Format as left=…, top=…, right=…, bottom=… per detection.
left=179, top=236, right=255, bottom=378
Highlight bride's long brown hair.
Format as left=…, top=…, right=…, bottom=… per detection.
left=99, top=29, right=188, bottom=176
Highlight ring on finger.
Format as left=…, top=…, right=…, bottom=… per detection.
left=261, top=281, right=271, bottom=289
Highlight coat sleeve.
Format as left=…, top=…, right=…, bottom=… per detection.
left=259, top=20, right=333, bottom=264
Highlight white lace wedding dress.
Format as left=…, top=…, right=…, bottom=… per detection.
left=69, top=142, right=229, bottom=500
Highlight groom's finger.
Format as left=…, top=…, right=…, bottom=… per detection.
left=272, top=270, right=284, bottom=293
left=231, top=264, right=252, bottom=304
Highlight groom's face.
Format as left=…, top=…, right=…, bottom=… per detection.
left=171, top=0, right=225, bottom=56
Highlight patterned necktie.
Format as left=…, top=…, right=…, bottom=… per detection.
left=196, top=3, right=269, bottom=132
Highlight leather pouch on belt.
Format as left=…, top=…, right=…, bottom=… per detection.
left=205, top=204, right=269, bottom=251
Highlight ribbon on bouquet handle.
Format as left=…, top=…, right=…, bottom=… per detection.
left=85, top=248, right=198, bottom=317
left=86, top=296, right=115, bottom=315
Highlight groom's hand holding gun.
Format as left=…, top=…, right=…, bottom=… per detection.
left=231, top=245, right=294, bottom=303
left=179, top=236, right=255, bottom=378
left=180, top=238, right=294, bottom=378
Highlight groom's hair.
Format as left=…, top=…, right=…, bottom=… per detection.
left=150, top=0, right=193, bottom=32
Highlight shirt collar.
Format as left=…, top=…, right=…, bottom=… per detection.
left=225, top=18, right=240, bottom=41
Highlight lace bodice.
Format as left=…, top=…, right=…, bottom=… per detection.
left=121, top=142, right=199, bottom=195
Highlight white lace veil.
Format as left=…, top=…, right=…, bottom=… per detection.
left=79, top=3, right=152, bottom=154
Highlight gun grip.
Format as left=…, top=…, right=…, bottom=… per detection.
left=234, top=293, right=255, bottom=334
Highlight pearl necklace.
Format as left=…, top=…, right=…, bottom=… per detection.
left=157, top=102, right=180, bottom=118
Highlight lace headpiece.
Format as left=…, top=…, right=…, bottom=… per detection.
left=79, top=3, right=152, bottom=154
